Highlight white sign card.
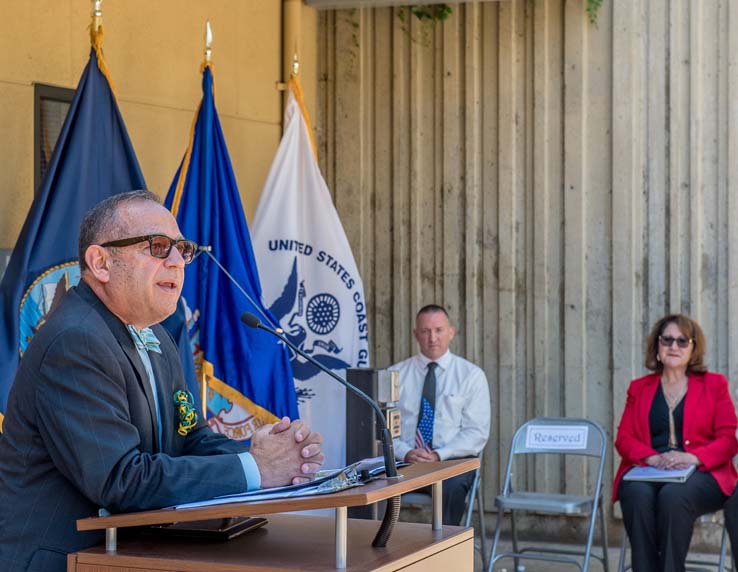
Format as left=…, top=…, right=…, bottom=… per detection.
left=525, top=425, right=589, bottom=450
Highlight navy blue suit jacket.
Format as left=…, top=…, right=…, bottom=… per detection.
left=0, top=281, right=249, bottom=571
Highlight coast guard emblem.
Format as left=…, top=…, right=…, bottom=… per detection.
left=269, top=258, right=351, bottom=391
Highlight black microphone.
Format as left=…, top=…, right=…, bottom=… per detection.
left=240, top=311, right=398, bottom=479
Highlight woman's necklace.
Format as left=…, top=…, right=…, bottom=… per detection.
left=661, top=378, right=688, bottom=449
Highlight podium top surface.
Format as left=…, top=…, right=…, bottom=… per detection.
left=77, top=458, right=479, bottom=532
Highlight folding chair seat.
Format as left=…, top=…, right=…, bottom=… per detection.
left=487, top=417, right=609, bottom=572
left=617, top=511, right=731, bottom=572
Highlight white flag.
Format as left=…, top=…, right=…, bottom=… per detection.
left=252, top=81, right=370, bottom=468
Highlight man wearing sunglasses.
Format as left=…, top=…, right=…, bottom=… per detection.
left=0, top=191, right=324, bottom=572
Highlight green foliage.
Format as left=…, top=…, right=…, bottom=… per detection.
left=398, top=2, right=602, bottom=26
left=586, top=0, right=604, bottom=24
left=399, top=4, right=452, bottom=23
left=396, top=4, right=451, bottom=47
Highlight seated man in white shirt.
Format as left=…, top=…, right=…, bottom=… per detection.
left=391, top=304, right=491, bottom=525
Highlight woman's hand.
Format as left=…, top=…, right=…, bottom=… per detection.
left=644, top=451, right=699, bottom=470
left=644, top=454, right=669, bottom=469
left=662, top=451, right=700, bottom=469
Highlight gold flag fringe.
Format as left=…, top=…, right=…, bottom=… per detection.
left=89, top=25, right=118, bottom=100
left=288, top=77, right=318, bottom=162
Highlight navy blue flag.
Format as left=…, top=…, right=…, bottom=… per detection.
left=164, top=63, right=298, bottom=441
left=0, top=39, right=146, bottom=431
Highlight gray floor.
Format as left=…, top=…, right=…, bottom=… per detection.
left=400, top=504, right=730, bottom=571
left=476, top=538, right=730, bottom=572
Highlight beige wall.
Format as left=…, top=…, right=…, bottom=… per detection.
left=0, top=0, right=318, bottom=249
left=316, top=0, right=738, bottom=537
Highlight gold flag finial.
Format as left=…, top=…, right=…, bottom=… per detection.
left=291, top=52, right=299, bottom=77
left=204, top=20, right=213, bottom=63
left=91, top=0, right=103, bottom=33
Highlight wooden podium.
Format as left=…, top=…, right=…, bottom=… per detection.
left=68, top=458, right=478, bottom=572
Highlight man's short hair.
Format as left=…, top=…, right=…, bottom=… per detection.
left=416, top=304, right=450, bottom=320
left=78, top=190, right=161, bottom=271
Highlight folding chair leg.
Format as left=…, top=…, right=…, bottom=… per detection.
left=599, top=499, right=610, bottom=572
left=487, top=510, right=505, bottom=572
left=477, top=483, right=487, bottom=570
left=582, top=504, right=601, bottom=572
left=719, top=524, right=728, bottom=572
left=464, top=473, right=479, bottom=528
left=511, top=511, right=520, bottom=572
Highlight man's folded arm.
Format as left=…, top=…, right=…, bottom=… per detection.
left=35, top=330, right=249, bottom=513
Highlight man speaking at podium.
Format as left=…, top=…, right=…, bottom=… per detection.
left=0, top=191, right=324, bottom=572
left=391, top=304, right=490, bottom=525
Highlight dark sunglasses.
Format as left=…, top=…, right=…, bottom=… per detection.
left=658, top=335, right=693, bottom=349
left=100, top=234, right=198, bottom=264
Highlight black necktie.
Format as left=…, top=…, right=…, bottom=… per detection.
left=416, top=362, right=438, bottom=448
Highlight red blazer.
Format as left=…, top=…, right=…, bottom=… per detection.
left=613, top=371, right=738, bottom=502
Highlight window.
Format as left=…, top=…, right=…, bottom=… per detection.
left=34, top=84, right=74, bottom=194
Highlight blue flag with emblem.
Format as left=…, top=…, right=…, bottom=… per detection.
left=164, top=62, right=298, bottom=441
left=0, top=30, right=146, bottom=431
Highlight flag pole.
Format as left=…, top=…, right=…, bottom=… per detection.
left=291, top=52, right=299, bottom=78
left=199, top=19, right=213, bottom=420
left=88, top=0, right=118, bottom=98
left=91, top=0, right=102, bottom=33
left=287, top=56, right=318, bottom=162
left=204, top=20, right=213, bottom=64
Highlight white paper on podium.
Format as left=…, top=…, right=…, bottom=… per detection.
left=172, top=456, right=398, bottom=510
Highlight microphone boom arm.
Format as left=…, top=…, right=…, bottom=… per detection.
left=241, top=311, right=402, bottom=547
left=244, top=315, right=398, bottom=480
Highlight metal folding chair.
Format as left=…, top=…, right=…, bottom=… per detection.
left=487, top=417, right=609, bottom=572
left=618, top=511, right=731, bottom=572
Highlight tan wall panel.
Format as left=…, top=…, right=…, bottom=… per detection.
left=0, top=84, right=34, bottom=246
left=117, top=102, right=194, bottom=201
left=0, top=0, right=85, bottom=88
left=99, top=1, right=281, bottom=122
left=0, top=0, right=320, bottom=249
left=220, top=118, right=283, bottom=222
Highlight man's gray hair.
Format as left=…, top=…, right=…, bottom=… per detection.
left=78, top=190, right=161, bottom=271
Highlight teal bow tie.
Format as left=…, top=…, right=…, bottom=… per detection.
left=127, top=325, right=162, bottom=354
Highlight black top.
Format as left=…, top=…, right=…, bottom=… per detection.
left=649, top=383, right=686, bottom=452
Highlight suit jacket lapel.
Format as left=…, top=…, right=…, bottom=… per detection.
left=638, top=374, right=661, bottom=442
left=75, top=281, right=160, bottom=451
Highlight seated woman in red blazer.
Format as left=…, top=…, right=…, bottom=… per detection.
left=613, top=314, right=738, bottom=572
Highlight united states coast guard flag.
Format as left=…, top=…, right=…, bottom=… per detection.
left=252, top=78, right=370, bottom=467
left=165, top=62, right=298, bottom=441
left=0, top=28, right=146, bottom=431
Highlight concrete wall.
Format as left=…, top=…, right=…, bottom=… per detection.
left=315, top=0, right=738, bottom=536
left=0, top=0, right=318, bottom=249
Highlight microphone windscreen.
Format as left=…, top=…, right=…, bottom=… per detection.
left=240, top=312, right=261, bottom=328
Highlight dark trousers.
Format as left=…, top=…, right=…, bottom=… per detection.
left=619, top=471, right=727, bottom=572
left=417, top=468, right=476, bottom=525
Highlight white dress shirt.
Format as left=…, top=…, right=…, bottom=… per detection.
left=390, top=350, right=491, bottom=461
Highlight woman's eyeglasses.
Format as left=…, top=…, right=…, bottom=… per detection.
left=100, top=234, right=198, bottom=264
left=658, top=335, right=693, bottom=349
